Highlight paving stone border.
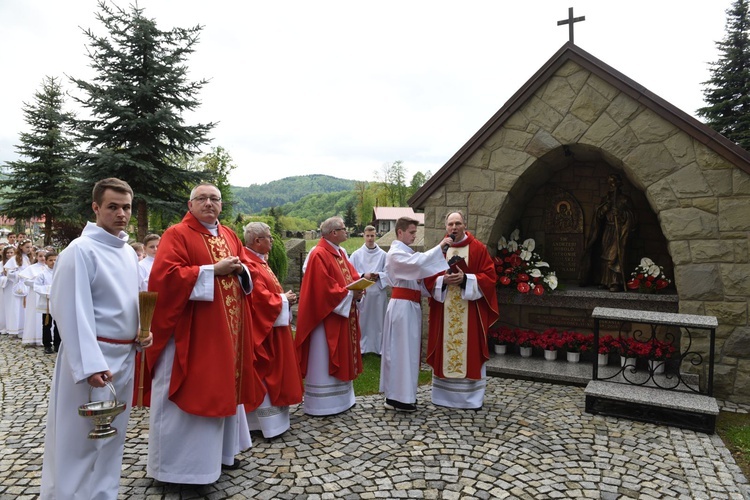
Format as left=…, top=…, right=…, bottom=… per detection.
left=1, top=335, right=748, bottom=499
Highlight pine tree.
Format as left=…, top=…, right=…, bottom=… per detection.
left=2, top=76, right=77, bottom=246
left=697, top=0, right=750, bottom=150
left=71, top=1, right=213, bottom=240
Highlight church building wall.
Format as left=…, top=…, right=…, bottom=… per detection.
left=419, top=60, right=750, bottom=402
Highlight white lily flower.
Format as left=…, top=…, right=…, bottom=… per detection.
left=640, top=257, right=654, bottom=268
left=535, top=261, right=549, bottom=268
left=522, top=238, right=535, bottom=252
left=508, top=240, right=518, bottom=252
left=510, top=229, right=520, bottom=241
left=529, top=269, right=542, bottom=278
left=544, top=274, right=558, bottom=290
left=520, top=249, right=532, bottom=261
left=497, top=236, right=507, bottom=250
left=648, top=264, right=661, bottom=277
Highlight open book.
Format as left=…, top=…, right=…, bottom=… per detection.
left=346, top=277, right=376, bottom=291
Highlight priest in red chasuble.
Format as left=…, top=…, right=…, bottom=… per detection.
left=242, top=222, right=303, bottom=437
left=424, top=211, right=499, bottom=410
left=142, top=183, right=264, bottom=484
left=295, top=216, right=364, bottom=416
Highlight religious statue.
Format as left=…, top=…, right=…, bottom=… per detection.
left=579, top=173, right=637, bottom=292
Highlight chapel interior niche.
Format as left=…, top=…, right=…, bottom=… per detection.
left=507, top=144, right=674, bottom=290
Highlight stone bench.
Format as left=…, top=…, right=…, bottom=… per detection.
left=584, top=380, right=719, bottom=433
left=585, top=307, right=719, bottom=433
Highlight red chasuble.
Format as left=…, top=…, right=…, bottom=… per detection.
left=295, top=239, right=363, bottom=381
left=244, top=250, right=303, bottom=406
left=424, top=232, right=499, bottom=379
left=136, top=212, right=264, bottom=417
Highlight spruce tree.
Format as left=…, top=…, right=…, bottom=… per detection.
left=697, top=0, right=750, bottom=150
left=2, top=76, right=77, bottom=246
left=71, top=1, right=214, bottom=240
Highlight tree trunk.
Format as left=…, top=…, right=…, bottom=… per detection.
left=44, top=215, right=53, bottom=246
left=137, top=198, right=148, bottom=242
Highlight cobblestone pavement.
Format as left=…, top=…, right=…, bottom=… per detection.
left=1, top=334, right=749, bottom=499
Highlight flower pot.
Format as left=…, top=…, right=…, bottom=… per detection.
left=649, top=359, right=665, bottom=375
left=567, top=351, right=580, bottom=363
left=620, top=356, right=636, bottom=369
left=519, top=346, right=532, bottom=358
left=544, top=349, right=557, bottom=361
left=597, top=353, right=609, bottom=366
left=494, top=344, right=507, bottom=355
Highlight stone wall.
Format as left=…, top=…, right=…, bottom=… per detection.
left=419, top=60, right=750, bottom=402
left=284, top=238, right=307, bottom=286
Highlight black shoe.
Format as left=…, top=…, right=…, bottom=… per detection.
left=384, top=398, right=417, bottom=412
left=222, top=459, right=242, bottom=470
left=44, top=347, right=53, bottom=354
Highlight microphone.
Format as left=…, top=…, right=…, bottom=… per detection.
left=442, top=233, right=456, bottom=253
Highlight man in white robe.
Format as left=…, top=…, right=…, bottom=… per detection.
left=348, top=225, right=388, bottom=355
left=380, top=217, right=450, bottom=412
left=40, top=178, right=153, bottom=500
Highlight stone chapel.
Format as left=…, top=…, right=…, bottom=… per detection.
left=409, top=42, right=750, bottom=403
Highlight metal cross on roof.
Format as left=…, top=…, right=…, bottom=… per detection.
left=557, top=7, right=585, bottom=44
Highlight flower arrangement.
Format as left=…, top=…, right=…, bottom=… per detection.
left=626, top=258, right=672, bottom=293
left=559, top=331, right=592, bottom=353
left=488, top=325, right=516, bottom=346
left=597, top=335, right=617, bottom=355
left=647, top=338, right=677, bottom=360
left=513, top=329, right=538, bottom=348
left=494, top=229, right=558, bottom=295
left=532, top=328, right=563, bottom=351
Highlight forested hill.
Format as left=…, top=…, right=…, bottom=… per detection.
left=231, top=174, right=356, bottom=214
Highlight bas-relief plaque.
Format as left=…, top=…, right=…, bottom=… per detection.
left=544, top=188, right=584, bottom=281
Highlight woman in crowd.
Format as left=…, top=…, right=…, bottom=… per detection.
left=4, top=239, right=32, bottom=336
left=21, top=248, right=46, bottom=346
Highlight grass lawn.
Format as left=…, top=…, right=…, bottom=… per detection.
left=353, top=353, right=432, bottom=396
left=717, top=411, right=750, bottom=479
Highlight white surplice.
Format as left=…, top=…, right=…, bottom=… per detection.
left=4, top=255, right=29, bottom=335
left=379, top=241, right=448, bottom=405
left=20, top=262, right=46, bottom=346
left=349, top=244, right=388, bottom=354
left=40, top=222, right=140, bottom=500
left=138, top=255, right=154, bottom=291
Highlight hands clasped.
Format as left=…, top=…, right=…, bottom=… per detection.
left=215, top=256, right=243, bottom=276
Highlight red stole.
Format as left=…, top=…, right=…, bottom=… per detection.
left=424, top=232, right=499, bottom=379
left=295, top=239, right=363, bottom=381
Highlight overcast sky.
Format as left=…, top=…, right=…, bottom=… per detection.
left=0, top=1, right=732, bottom=188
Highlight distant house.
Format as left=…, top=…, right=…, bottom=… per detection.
left=371, top=207, right=424, bottom=234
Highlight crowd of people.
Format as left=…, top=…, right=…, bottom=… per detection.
left=0, top=232, right=61, bottom=354
left=30, top=177, right=499, bottom=499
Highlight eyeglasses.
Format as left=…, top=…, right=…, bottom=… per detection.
left=190, top=196, right=222, bottom=204
left=333, top=227, right=346, bottom=232
left=258, top=235, right=273, bottom=241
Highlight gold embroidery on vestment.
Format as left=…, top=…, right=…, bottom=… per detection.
left=442, top=245, right=470, bottom=378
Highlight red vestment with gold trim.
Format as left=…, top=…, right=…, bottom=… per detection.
left=137, top=212, right=264, bottom=417
left=295, top=239, right=363, bottom=381
left=424, top=232, right=499, bottom=379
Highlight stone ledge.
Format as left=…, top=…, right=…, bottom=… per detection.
left=585, top=380, right=719, bottom=415
left=497, top=286, right=679, bottom=313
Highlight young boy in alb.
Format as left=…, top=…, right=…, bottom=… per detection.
left=34, top=251, right=59, bottom=354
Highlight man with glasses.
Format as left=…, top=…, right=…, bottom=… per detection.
left=295, top=216, right=364, bottom=416
left=242, top=222, right=303, bottom=438
left=142, top=182, right=265, bottom=484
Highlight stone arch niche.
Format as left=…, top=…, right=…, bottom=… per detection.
left=490, top=144, right=673, bottom=288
